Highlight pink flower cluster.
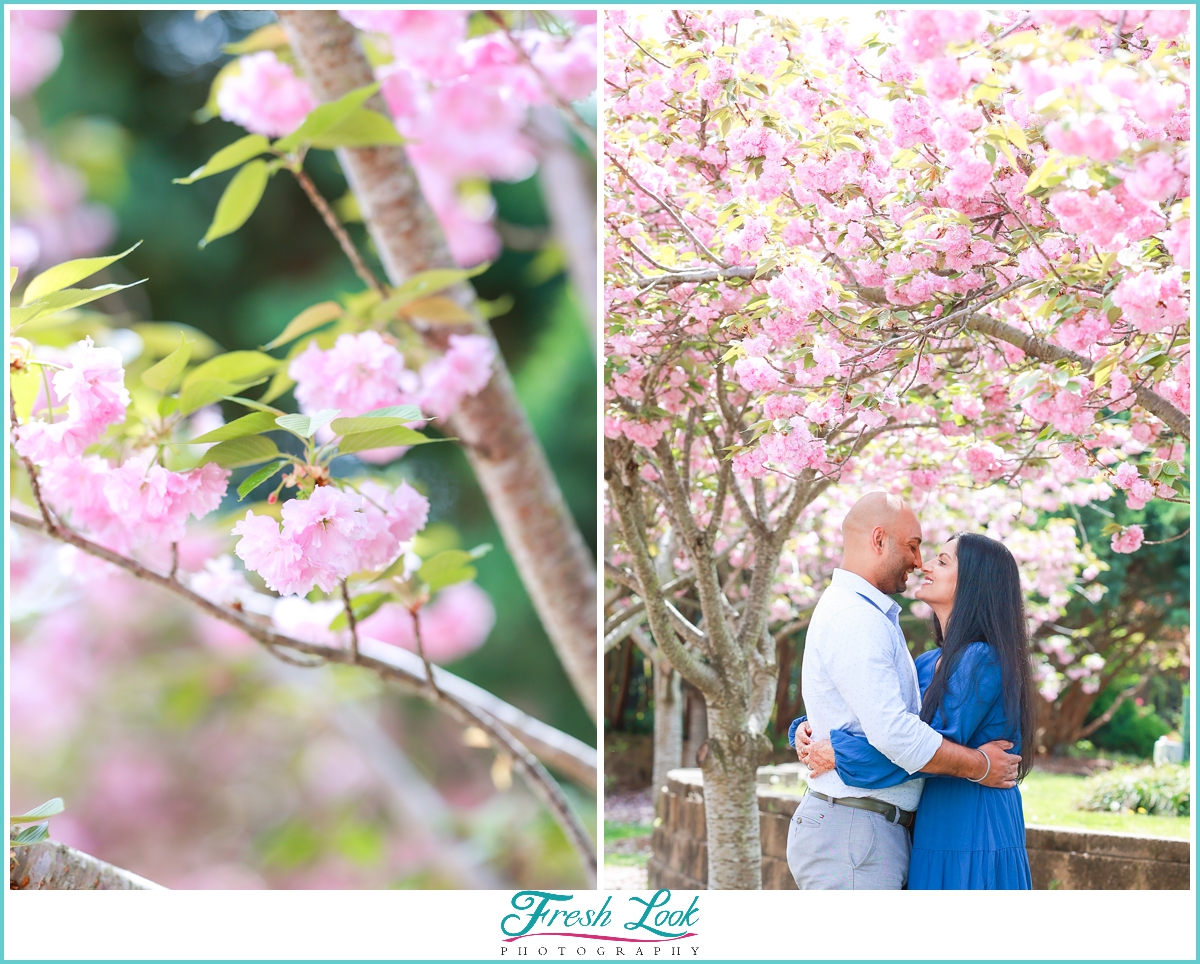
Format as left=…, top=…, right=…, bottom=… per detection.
left=216, top=51, right=316, bottom=138
left=1112, top=269, right=1189, bottom=334
left=288, top=330, right=494, bottom=440
left=965, top=444, right=1006, bottom=484
left=334, top=10, right=597, bottom=265
left=417, top=334, right=496, bottom=420
left=358, top=582, right=495, bottom=664
left=233, top=482, right=429, bottom=596
left=15, top=339, right=130, bottom=465
left=1110, top=525, right=1145, bottom=555
left=898, top=10, right=981, bottom=63
left=734, top=419, right=829, bottom=479
left=289, top=331, right=418, bottom=416
left=1111, top=462, right=1157, bottom=511
left=39, top=455, right=229, bottom=554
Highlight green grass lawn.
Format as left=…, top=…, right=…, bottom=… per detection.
left=1020, top=770, right=1190, bottom=838
left=604, top=820, right=653, bottom=869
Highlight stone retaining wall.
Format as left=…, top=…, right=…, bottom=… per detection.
left=648, top=767, right=1190, bottom=890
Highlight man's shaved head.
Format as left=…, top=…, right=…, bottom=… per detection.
left=840, top=492, right=923, bottom=594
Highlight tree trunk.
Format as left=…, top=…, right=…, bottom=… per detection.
left=701, top=707, right=764, bottom=889
left=609, top=636, right=634, bottom=729
left=683, top=681, right=707, bottom=767
left=651, top=662, right=684, bottom=817
left=277, top=10, right=597, bottom=718
left=529, top=106, right=597, bottom=344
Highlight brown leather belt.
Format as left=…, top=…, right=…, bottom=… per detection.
left=809, top=789, right=916, bottom=828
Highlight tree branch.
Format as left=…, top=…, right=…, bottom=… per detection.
left=966, top=313, right=1191, bottom=438
left=10, top=841, right=164, bottom=890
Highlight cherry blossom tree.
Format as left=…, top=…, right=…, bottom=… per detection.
left=10, top=9, right=597, bottom=887
left=604, top=9, right=1190, bottom=889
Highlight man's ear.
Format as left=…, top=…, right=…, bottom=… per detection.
left=871, top=525, right=886, bottom=553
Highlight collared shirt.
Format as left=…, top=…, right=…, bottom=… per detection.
left=801, top=568, right=943, bottom=811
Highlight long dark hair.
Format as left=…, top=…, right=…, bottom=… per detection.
left=920, top=533, right=1036, bottom=781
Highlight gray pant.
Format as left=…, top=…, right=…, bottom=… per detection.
left=786, top=793, right=911, bottom=890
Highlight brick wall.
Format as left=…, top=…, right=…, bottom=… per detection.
left=648, top=767, right=1190, bottom=890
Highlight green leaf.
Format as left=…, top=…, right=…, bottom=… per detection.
left=11, top=798, right=65, bottom=823
left=131, top=321, right=220, bottom=361
left=9, top=266, right=17, bottom=292
left=200, top=159, right=271, bottom=247
left=259, top=370, right=297, bottom=406
left=309, top=108, right=404, bottom=149
left=203, top=434, right=281, bottom=469
left=238, top=459, right=288, bottom=500
left=11, top=824, right=50, bottom=846
left=418, top=550, right=476, bottom=592
left=221, top=395, right=285, bottom=415
left=189, top=411, right=280, bottom=444
left=141, top=336, right=192, bottom=393
left=174, top=134, right=271, bottom=184
left=262, top=301, right=343, bottom=350
left=329, top=414, right=421, bottom=436
left=359, top=404, right=424, bottom=421
left=183, top=350, right=279, bottom=389
left=275, top=409, right=340, bottom=438
left=370, top=264, right=489, bottom=320
left=272, top=82, right=382, bottom=153
left=15, top=280, right=148, bottom=324
left=328, top=591, right=395, bottom=631
left=21, top=242, right=142, bottom=304
left=338, top=426, right=443, bottom=455
left=179, top=378, right=263, bottom=417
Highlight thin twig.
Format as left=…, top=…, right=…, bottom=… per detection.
left=1144, top=527, right=1190, bottom=546
left=340, top=579, right=360, bottom=663
left=169, top=543, right=179, bottom=581
left=291, top=167, right=386, bottom=296
left=9, top=391, right=56, bottom=532
left=411, top=605, right=440, bottom=699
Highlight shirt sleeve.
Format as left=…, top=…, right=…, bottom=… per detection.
left=819, top=607, right=943, bottom=774
left=830, top=727, right=913, bottom=789
left=787, top=716, right=808, bottom=748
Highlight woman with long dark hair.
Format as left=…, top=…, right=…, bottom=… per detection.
left=800, top=532, right=1035, bottom=889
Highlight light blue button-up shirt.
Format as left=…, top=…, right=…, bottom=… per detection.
left=801, top=568, right=943, bottom=811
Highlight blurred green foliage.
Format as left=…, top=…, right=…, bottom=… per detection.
left=33, top=10, right=596, bottom=747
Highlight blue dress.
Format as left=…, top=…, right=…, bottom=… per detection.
left=828, top=642, right=1032, bottom=890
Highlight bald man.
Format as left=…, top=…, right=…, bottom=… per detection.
left=785, top=493, right=1019, bottom=890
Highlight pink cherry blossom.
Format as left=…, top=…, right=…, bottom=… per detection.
left=353, top=479, right=431, bottom=572
left=289, top=330, right=418, bottom=417
left=218, top=52, right=316, bottom=138
left=1110, top=525, right=1145, bottom=554
left=418, top=334, right=495, bottom=420
left=965, top=444, right=1006, bottom=484
left=1125, top=151, right=1184, bottom=203
left=1045, top=116, right=1125, bottom=162
left=15, top=338, right=130, bottom=465
left=233, top=512, right=309, bottom=596
left=279, top=487, right=370, bottom=589
left=103, top=457, right=231, bottom=546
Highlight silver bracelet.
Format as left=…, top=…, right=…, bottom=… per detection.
left=967, top=749, right=990, bottom=784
